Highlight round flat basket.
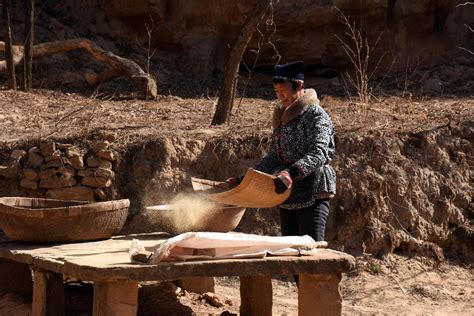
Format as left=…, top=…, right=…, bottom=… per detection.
left=195, top=169, right=291, bottom=208
left=0, top=197, right=130, bottom=242
left=146, top=204, right=246, bottom=235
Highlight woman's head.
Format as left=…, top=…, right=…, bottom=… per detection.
left=273, top=79, right=303, bottom=108
left=273, top=61, right=305, bottom=107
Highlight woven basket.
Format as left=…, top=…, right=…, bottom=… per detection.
left=0, top=197, right=130, bottom=242
left=193, top=168, right=291, bottom=208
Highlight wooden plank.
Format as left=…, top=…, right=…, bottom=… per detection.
left=31, top=269, right=64, bottom=316
left=93, top=281, right=138, bottom=316
left=63, top=249, right=355, bottom=282
left=0, top=235, right=355, bottom=283
left=240, top=275, right=272, bottom=316
left=298, top=273, right=342, bottom=316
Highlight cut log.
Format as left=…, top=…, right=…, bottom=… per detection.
left=0, top=38, right=157, bottom=99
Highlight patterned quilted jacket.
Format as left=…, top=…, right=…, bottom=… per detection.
left=254, top=88, right=336, bottom=209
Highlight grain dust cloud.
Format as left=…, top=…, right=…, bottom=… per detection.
left=148, top=193, right=220, bottom=234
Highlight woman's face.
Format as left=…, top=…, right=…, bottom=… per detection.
left=273, top=82, right=298, bottom=108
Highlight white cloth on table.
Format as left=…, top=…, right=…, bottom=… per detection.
left=129, top=232, right=325, bottom=263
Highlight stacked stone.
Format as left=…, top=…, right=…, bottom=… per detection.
left=0, top=141, right=117, bottom=202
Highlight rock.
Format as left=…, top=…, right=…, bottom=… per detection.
left=96, top=150, right=115, bottom=161
left=40, top=167, right=75, bottom=179
left=46, top=186, right=96, bottom=201
left=0, top=164, right=19, bottom=178
left=200, top=292, right=224, bottom=308
left=40, top=168, right=58, bottom=179
left=77, top=168, right=94, bottom=177
left=82, top=176, right=112, bottom=188
left=39, top=169, right=77, bottom=188
left=58, top=166, right=76, bottom=178
left=44, top=150, right=62, bottom=162
left=10, top=149, right=26, bottom=160
left=28, top=146, right=41, bottom=154
left=39, top=176, right=77, bottom=189
left=65, top=146, right=82, bottom=158
left=104, top=133, right=117, bottom=142
left=95, top=167, right=115, bottom=179
left=46, top=160, right=63, bottom=168
left=56, top=143, right=73, bottom=150
left=68, top=155, right=84, bottom=170
left=87, top=157, right=113, bottom=169
left=20, top=178, right=38, bottom=190
left=40, top=141, right=56, bottom=157
left=94, top=188, right=107, bottom=200
left=22, top=168, right=39, bottom=181
left=78, top=168, right=115, bottom=180
left=28, top=152, right=44, bottom=167
left=92, top=141, right=110, bottom=153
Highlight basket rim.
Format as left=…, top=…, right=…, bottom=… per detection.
left=203, top=168, right=291, bottom=208
left=0, top=197, right=130, bottom=218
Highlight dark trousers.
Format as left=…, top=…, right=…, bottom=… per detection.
left=279, top=199, right=330, bottom=242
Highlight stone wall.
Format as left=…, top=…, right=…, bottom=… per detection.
left=0, top=141, right=118, bottom=202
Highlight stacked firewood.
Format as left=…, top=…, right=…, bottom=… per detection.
left=0, top=141, right=117, bottom=201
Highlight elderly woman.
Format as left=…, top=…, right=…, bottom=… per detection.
left=230, top=61, right=336, bottom=242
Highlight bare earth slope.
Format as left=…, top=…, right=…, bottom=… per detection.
left=0, top=86, right=472, bottom=314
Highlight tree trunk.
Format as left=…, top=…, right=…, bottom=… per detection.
left=23, top=0, right=34, bottom=91
left=2, top=0, right=16, bottom=90
left=0, top=38, right=157, bottom=99
left=211, top=0, right=272, bottom=125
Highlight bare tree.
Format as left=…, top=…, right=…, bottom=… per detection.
left=335, top=8, right=384, bottom=104
left=456, top=1, right=474, bottom=55
left=211, top=0, right=274, bottom=125
left=23, top=0, right=34, bottom=91
left=2, top=0, right=16, bottom=89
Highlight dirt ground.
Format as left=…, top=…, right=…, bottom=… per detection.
left=0, top=71, right=473, bottom=147
left=0, top=65, right=473, bottom=314
left=0, top=255, right=472, bottom=315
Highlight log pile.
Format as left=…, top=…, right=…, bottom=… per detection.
left=0, top=141, right=118, bottom=201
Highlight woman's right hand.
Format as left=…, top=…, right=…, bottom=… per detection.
left=225, top=177, right=242, bottom=188
left=274, top=170, right=293, bottom=193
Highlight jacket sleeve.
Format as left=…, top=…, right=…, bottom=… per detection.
left=289, top=109, right=334, bottom=179
left=253, top=136, right=281, bottom=174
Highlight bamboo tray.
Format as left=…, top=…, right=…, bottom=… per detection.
left=192, top=168, right=291, bottom=208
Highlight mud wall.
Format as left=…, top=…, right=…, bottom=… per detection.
left=0, top=122, right=472, bottom=261
left=115, top=121, right=472, bottom=261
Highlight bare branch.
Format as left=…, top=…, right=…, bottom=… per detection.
left=456, top=1, right=474, bottom=7
left=457, top=45, right=474, bottom=55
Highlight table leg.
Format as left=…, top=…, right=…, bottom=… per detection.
left=177, top=277, right=215, bottom=294
left=31, top=269, right=64, bottom=316
left=0, top=258, right=32, bottom=297
left=93, top=281, right=138, bottom=316
left=298, top=273, right=342, bottom=316
left=240, top=275, right=272, bottom=316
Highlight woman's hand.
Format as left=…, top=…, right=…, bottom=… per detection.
left=225, top=177, right=242, bottom=188
left=274, top=170, right=293, bottom=193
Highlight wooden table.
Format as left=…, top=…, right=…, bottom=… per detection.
left=0, top=233, right=355, bottom=316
